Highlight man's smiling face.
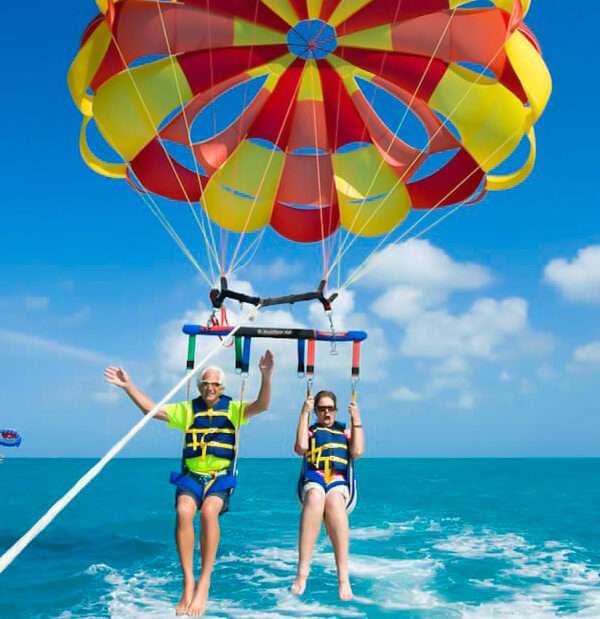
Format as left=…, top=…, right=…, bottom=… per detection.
left=198, top=369, right=224, bottom=406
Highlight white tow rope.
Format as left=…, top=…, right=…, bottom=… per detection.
left=0, top=318, right=251, bottom=573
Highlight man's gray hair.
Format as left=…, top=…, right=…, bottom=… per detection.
left=197, top=366, right=226, bottom=388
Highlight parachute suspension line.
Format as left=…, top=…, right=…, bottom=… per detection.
left=129, top=169, right=213, bottom=286
left=224, top=0, right=265, bottom=275
left=329, top=69, right=345, bottom=294
left=334, top=6, right=460, bottom=262
left=327, top=309, right=338, bottom=356
left=107, top=27, right=224, bottom=280
left=342, top=0, right=446, bottom=258
left=229, top=229, right=267, bottom=277
left=308, top=56, right=329, bottom=278
left=341, top=126, right=524, bottom=291
left=327, top=17, right=516, bottom=280
left=154, top=0, right=222, bottom=282
left=227, top=68, right=305, bottom=275
left=221, top=0, right=281, bottom=277
left=0, top=310, right=258, bottom=574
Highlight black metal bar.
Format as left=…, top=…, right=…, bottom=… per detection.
left=209, top=277, right=338, bottom=311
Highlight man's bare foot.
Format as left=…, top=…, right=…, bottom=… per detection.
left=175, top=580, right=195, bottom=615
left=291, top=572, right=309, bottom=596
left=187, top=579, right=210, bottom=617
left=339, top=580, right=353, bottom=601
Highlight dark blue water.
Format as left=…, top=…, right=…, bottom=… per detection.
left=1, top=459, right=599, bottom=618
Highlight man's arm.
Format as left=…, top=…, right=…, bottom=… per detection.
left=244, top=350, right=274, bottom=419
left=104, top=367, right=169, bottom=422
left=348, top=401, right=365, bottom=460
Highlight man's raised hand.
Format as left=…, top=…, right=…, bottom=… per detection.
left=104, top=366, right=131, bottom=389
left=259, top=350, right=274, bottom=376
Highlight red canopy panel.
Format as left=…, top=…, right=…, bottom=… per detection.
left=336, top=0, right=450, bottom=36
left=288, top=0, right=308, bottom=21
left=271, top=201, right=340, bottom=242
left=319, top=61, right=369, bottom=149
left=247, top=61, right=305, bottom=148
left=276, top=153, right=336, bottom=207
left=407, top=148, right=484, bottom=209
left=336, top=48, right=447, bottom=102
left=130, top=139, right=206, bottom=202
left=160, top=72, right=273, bottom=174
left=179, top=45, right=289, bottom=95
left=187, top=0, right=290, bottom=32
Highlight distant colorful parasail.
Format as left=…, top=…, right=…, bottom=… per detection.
left=0, top=430, right=22, bottom=448
left=68, top=0, right=551, bottom=245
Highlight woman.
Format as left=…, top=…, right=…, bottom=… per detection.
left=292, top=390, right=365, bottom=600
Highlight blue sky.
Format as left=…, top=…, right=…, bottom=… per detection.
left=1, top=2, right=598, bottom=458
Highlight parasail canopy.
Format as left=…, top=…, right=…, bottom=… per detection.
left=68, top=0, right=551, bottom=291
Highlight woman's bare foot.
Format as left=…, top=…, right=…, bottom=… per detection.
left=339, top=579, right=353, bottom=601
left=291, top=572, right=309, bottom=596
left=187, top=578, right=210, bottom=617
left=175, top=580, right=195, bottom=615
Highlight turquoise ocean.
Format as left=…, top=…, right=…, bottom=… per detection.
left=1, top=459, right=599, bottom=618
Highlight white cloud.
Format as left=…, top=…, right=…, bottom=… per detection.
left=25, top=296, right=49, bottom=311
left=391, top=386, right=423, bottom=402
left=433, top=356, right=468, bottom=375
left=573, top=341, right=600, bottom=365
left=356, top=239, right=492, bottom=291
left=400, top=298, right=528, bottom=360
left=0, top=328, right=111, bottom=364
left=427, top=374, right=477, bottom=410
left=371, top=285, right=438, bottom=323
left=499, top=371, right=511, bottom=383
left=544, top=245, right=600, bottom=303
left=357, top=240, right=492, bottom=324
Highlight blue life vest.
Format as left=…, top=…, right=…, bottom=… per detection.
left=306, top=421, right=349, bottom=474
left=170, top=395, right=238, bottom=505
left=182, top=395, right=236, bottom=463
left=298, top=421, right=358, bottom=512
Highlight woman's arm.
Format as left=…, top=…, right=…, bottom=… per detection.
left=348, top=401, right=365, bottom=460
left=294, top=395, right=313, bottom=455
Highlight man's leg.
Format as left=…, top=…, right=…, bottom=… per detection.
left=175, top=494, right=198, bottom=615
left=292, top=488, right=325, bottom=595
left=324, top=491, right=352, bottom=601
left=186, top=494, right=225, bottom=617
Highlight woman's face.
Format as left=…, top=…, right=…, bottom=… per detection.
left=315, top=395, right=337, bottom=427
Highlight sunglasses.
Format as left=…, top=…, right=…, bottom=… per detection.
left=316, top=405, right=336, bottom=413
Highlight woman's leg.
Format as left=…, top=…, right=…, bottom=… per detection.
left=324, top=490, right=353, bottom=601
left=292, top=488, right=325, bottom=595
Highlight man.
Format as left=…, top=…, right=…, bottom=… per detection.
left=104, top=349, right=274, bottom=616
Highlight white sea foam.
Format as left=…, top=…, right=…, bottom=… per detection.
left=351, top=525, right=395, bottom=540
left=432, top=526, right=600, bottom=618
left=458, top=595, right=563, bottom=618
left=434, top=528, right=532, bottom=559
